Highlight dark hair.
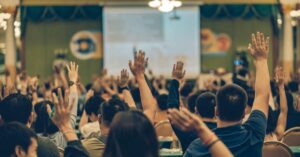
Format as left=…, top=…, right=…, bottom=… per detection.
left=216, top=84, right=247, bottom=122
left=0, top=94, right=32, bottom=124
left=34, top=100, right=59, bottom=135
left=266, top=106, right=277, bottom=134
left=187, top=90, right=207, bottom=113
left=85, top=96, right=105, bottom=116
left=288, top=81, right=299, bottom=93
left=180, top=82, right=194, bottom=97
left=0, top=122, right=37, bottom=156
left=246, top=88, right=255, bottom=108
left=157, top=94, right=168, bottom=111
left=276, top=91, right=294, bottom=114
left=103, top=110, right=159, bottom=157
left=100, top=98, right=129, bottom=126
left=196, top=92, right=216, bottom=119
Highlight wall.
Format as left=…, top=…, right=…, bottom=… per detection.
left=25, top=20, right=102, bottom=84
left=201, top=18, right=274, bottom=73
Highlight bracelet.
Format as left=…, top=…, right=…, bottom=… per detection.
left=206, top=139, right=220, bottom=149
left=202, top=132, right=216, bottom=146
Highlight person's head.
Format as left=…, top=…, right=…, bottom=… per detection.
left=266, top=106, right=277, bottom=135
left=85, top=96, right=105, bottom=122
left=187, top=91, right=204, bottom=113
left=0, top=94, right=34, bottom=127
left=195, top=92, right=216, bottom=119
left=288, top=81, right=299, bottom=93
left=180, top=82, right=194, bottom=97
left=157, top=94, right=168, bottom=111
left=34, top=100, right=58, bottom=135
left=99, top=98, right=129, bottom=129
left=216, top=84, right=247, bottom=122
left=0, top=122, right=38, bottom=157
left=103, top=110, right=159, bottom=157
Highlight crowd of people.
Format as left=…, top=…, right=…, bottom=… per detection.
left=0, top=31, right=299, bottom=157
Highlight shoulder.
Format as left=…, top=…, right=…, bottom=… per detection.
left=184, top=139, right=209, bottom=157
left=82, top=138, right=105, bottom=148
left=37, top=136, right=60, bottom=157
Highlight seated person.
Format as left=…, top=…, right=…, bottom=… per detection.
left=0, top=122, right=38, bottom=157
left=82, top=98, right=129, bottom=157
left=195, top=92, right=217, bottom=129
left=79, top=95, right=105, bottom=139
left=0, top=94, right=60, bottom=157
left=153, top=94, right=169, bottom=125
left=185, top=32, right=270, bottom=157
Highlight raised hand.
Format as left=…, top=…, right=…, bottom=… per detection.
left=168, top=108, right=204, bottom=133
left=66, top=62, right=79, bottom=82
left=172, top=61, right=186, bottom=82
left=248, top=32, right=269, bottom=61
left=275, top=67, right=285, bottom=86
left=52, top=88, right=75, bottom=130
left=129, top=50, right=148, bottom=79
left=118, top=69, right=130, bottom=88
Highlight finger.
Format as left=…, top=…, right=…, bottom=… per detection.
left=64, top=89, right=70, bottom=107
left=58, top=88, right=64, bottom=108
left=52, top=92, right=60, bottom=113
left=266, top=37, right=270, bottom=52
left=260, top=33, right=265, bottom=48
left=256, top=32, right=261, bottom=47
left=251, top=34, right=257, bottom=48
left=182, top=70, right=186, bottom=77
left=66, top=64, right=70, bottom=72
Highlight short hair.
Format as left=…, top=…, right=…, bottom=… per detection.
left=99, top=98, right=129, bottom=126
left=180, top=82, right=194, bottom=97
left=85, top=96, right=105, bottom=116
left=195, top=92, right=216, bottom=118
left=0, top=122, right=37, bottom=156
left=187, top=90, right=207, bottom=113
left=0, top=94, right=33, bottom=124
left=157, top=94, right=168, bottom=111
left=216, top=84, right=247, bottom=122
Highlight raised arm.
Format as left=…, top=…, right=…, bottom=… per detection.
left=118, top=69, right=136, bottom=109
left=167, top=61, right=186, bottom=109
left=248, top=32, right=270, bottom=118
left=129, top=51, right=156, bottom=121
left=274, top=67, right=288, bottom=140
left=66, top=62, right=79, bottom=128
left=168, top=108, right=233, bottom=157
left=52, top=89, right=89, bottom=157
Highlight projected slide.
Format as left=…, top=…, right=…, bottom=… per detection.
left=104, top=7, right=200, bottom=78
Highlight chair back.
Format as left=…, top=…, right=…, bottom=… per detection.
left=263, top=141, right=294, bottom=157
left=155, top=120, right=174, bottom=137
left=282, top=127, right=300, bottom=146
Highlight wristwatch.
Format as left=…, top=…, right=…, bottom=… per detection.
left=68, top=81, right=77, bottom=87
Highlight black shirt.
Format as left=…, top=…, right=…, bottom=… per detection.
left=184, top=110, right=267, bottom=157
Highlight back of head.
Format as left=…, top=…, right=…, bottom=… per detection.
left=180, top=82, right=194, bottom=97
left=195, top=92, right=216, bottom=119
left=0, top=94, right=32, bottom=124
left=216, top=84, right=247, bottom=122
left=100, top=98, right=129, bottom=126
left=85, top=95, right=105, bottom=116
left=34, top=100, right=58, bottom=135
left=246, top=88, right=255, bottom=108
left=103, top=110, right=159, bottom=157
left=157, top=94, right=168, bottom=111
left=187, top=90, right=206, bottom=113
left=0, top=122, right=37, bottom=157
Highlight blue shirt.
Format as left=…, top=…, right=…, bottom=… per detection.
left=184, top=110, right=267, bottom=157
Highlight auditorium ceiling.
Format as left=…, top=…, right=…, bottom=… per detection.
left=22, top=0, right=278, bottom=6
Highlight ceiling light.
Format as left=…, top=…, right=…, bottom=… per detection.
left=148, top=0, right=182, bottom=13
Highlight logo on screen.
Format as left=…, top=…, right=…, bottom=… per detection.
left=70, top=31, right=102, bottom=60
